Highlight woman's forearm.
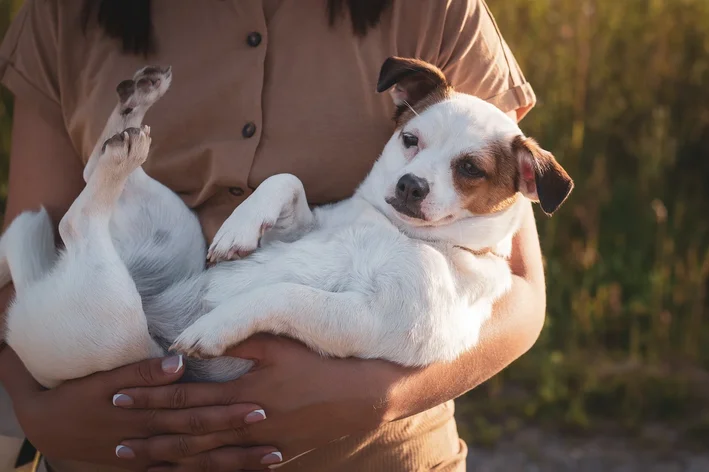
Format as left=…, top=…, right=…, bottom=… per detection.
left=383, top=203, right=547, bottom=421
left=384, top=275, right=545, bottom=421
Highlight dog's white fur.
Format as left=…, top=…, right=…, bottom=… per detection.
left=0, top=61, right=570, bottom=389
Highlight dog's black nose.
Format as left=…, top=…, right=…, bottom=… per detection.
left=396, top=174, right=430, bottom=203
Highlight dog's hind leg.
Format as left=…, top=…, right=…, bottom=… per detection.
left=208, top=174, right=315, bottom=262
left=62, top=128, right=152, bottom=239
left=96, top=66, right=207, bottom=311
left=57, top=127, right=164, bottom=372
left=84, top=66, right=172, bottom=183
left=6, top=127, right=163, bottom=388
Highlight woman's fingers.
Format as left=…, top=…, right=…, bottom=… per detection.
left=132, top=404, right=267, bottom=436
left=115, top=380, right=240, bottom=409
left=141, top=445, right=283, bottom=471
left=121, top=430, right=277, bottom=464
left=94, top=355, right=186, bottom=392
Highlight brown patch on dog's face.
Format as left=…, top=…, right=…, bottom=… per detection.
left=451, top=135, right=574, bottom=217
left=451, top=140, right=520, bottom=216
left=376, top=57, right=453, bottom=127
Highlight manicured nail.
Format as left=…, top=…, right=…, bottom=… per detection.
left=261, top=451, right=283, bottom=465
left=115, top=445, right=135, bottom=459
left=244, top=409, right=267, bottom=424
left=162, top=355, right=183, bottom=374
left=112, top=394, right=133, bottom=407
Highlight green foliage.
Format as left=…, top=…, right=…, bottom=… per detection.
left=1, top=0, right=707, bottom=442
left=457, top=0, right=709, bottom=444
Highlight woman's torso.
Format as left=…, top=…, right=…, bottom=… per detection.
left=68, top=1, right=401, bottom=241
left=1, top=0, right=538, bottom=468
left=51, top=2, right=467, bottom=470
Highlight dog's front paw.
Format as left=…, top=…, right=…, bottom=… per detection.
left=207, top=215, right=275, bottom=264
left=116, top=65, right=172, bottom=112
left=170, top=311, right=249, bottom=359
left=99, top=125, right=151, bottom=175
left=170, top=326, right=227, bottom=360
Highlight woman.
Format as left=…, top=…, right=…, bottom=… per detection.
left=0, top=1, right=545, bottom=471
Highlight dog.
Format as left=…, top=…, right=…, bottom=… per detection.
left=0, top=58, right=573, bottom=389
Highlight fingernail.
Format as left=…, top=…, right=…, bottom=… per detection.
left=261, top=451, right=283, bottom=465
left=112, top=394, right=133, bottom=407
left=115, top=445, right=135, bottom=459
left=244, top=409, right=267, bottom=424
left=162, top=355, right=183, bottom=374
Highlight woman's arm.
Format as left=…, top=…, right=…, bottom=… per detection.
left=384, top=201, right=545, bottom=420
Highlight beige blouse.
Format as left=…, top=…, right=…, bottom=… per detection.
left=0, top=1, right=535, bottom=470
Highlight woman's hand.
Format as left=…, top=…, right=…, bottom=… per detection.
left=0, top=348, right=276, bottom=471
left=114, top=334, right=406, bottom=471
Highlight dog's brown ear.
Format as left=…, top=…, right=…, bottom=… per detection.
left=513, top=136, right=574, bottom=215
left=376, top=57, right=450, bottom=108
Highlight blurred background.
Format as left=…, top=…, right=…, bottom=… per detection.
left=1, top=1, right=707, bottom=471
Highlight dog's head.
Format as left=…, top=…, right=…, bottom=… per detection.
left=372, top=57, right=573, bottom=233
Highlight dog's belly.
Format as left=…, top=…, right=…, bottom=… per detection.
left=203, top=222, right=412, bottom=307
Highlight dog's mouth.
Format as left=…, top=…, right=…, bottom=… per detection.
left=385, top=196, right=426, bottom=221
left=385, top=197, right=457, bottom=228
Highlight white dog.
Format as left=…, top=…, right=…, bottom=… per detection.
left=0, top=58, right=572, bottom=389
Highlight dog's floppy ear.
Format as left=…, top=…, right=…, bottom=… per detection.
left=513, top=136, right=574, bottom=215
left=376, top=57, right=450, bottom=108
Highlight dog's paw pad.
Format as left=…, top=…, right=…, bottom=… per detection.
left=207, top=220, right=275, bottom=264
left=134, top=66, right=171, bottom=91
left=116, top=80, right=136, bottom=105
left=101, top=132, right=127, bottom=154
left=116, top=65, right=172, bottom=110
left=207, top=244, right=256, bottom=264
left=99, top=126, right=151, bottom=172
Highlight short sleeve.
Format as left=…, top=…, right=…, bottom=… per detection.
left=0, top=0, right=63, bottom=125
left=436, top=0, right=536, bottom=121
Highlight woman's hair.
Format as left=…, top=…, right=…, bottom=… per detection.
left=81, top=0, right=393, bottom=57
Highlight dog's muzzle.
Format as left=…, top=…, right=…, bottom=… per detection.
left=386, top=173, right=430, bottom=220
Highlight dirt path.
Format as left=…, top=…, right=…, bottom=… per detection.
left=465, top=427, right=709, bottom=472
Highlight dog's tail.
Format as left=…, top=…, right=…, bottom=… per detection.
left=143, top=275, right=254, bottom=383
left=0, top=208, right=56, bottom=295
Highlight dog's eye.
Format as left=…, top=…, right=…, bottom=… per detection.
left=402, top=132, right=419, bottom=149
left=459, top=161, right=485, bottom=179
